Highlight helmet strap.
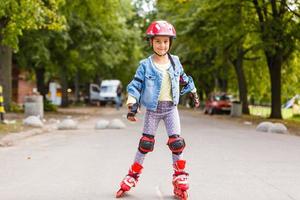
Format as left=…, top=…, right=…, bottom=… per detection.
left=153, top=49, right=168, bottom=57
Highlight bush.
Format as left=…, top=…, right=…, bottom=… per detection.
left=9, top=102, right=24, bottom=113
left=44, top=100, right=57, bottom=112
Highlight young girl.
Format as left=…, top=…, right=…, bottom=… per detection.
left=116, top=20, right=199, bottom=200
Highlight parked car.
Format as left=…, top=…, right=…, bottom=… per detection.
left=204, top=93, right=232, bottom=115
left=89, top=80, right=122, bottom=106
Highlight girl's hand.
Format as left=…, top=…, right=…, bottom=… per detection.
left=127, top=103, right=139, bottom=122
left=191, top=92, right=200, bottom=108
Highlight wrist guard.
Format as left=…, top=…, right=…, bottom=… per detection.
left=191, top=92, right=200, bottom=106
left=127, top=103, right=139, bottom=118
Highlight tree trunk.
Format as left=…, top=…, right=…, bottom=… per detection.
left=0, top=45, right=12, bottom=111
left=60, top=68, right=68, bottom=107
left=232, top=46, right=250, bottom=114
left=34, top=67, right=46, bottom=99
left=252, top=0, right=284, bottom=119
left=74, top=71, right=80, bottom=103
left=232, top=0, right=249, bottom=115
left=218, top=77, right=228, bottom=92
left=266, top=53, right=282, bottom=119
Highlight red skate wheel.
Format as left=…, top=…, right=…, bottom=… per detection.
left=116, top=189, right=125, bottom=198
left=182, top=191, right=188, bottom=200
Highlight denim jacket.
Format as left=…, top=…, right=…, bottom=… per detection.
left=127, top=54, right=196, bottom=111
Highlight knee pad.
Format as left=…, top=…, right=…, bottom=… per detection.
left=138, top=134, right=155, bottom=154
left=167, top=135, right=185, bottom=155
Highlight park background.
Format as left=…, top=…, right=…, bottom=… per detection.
left=1, top=0, right=300, bottom=125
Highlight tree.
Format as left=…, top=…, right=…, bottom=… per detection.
left=156, top=0, right=300, bottom=118
left=14, top=0, right=143, bottom=107
left=0, top=0, right=65, bottom=110
left=251, top=0, right=300, bottom=118
left=156, top=0, right=252, bottom=114
left=15, top=30, right=52, bottom=99
left=46, top=0, right=143, bottom=106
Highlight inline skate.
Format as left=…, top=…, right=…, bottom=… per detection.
left=172, top=160, right=189, bottom=200
left=116, top=162, right=143, bottom=198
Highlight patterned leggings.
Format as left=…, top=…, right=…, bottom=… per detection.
left=134, top=101, right=183, bottom=165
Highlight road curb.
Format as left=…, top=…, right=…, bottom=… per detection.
left=0, top=124, right=56, bottom=147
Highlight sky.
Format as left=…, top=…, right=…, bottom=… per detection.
left=132, top=0, right=156, bottom=16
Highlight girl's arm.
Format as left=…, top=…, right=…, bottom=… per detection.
left=178, top=63, right=200, bottom=108
left=179, top=73, right=196, bottom=95
left=126, top=64, right=145, bottom=121
left=127, top=64, right=145, bottom=102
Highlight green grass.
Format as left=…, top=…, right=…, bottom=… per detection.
left=288, top=114, right=300, bottom=122
left=0, top=120, right=25, bottom=135
left=249, top=105, right=300, bottom=122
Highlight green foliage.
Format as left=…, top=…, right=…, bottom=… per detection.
left=49, top=0, right=144, bottom=83
left=249, top=106, right=294, bottom=119
left=15, top=30, right=51, bottom=72
left=156, top=0, right=300, bottom=110
left=8, top=102, right=23, bottom=113
left=0, top=0, right=66, bottom=50
left=10, top=0, right=300, bottom=114
left=44, top=99, right=57, bottom=112
left=282, top=50, right=300, bottom=102
left=13, top=0, right=145, bottom=106
left=0, top=120, right=24, bottom=134
left=156, top=0, right=246, bottom=96
left=290, top=114, right=300, bottom=122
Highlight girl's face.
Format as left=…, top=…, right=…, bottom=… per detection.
left=151, top=36, right=170, bottom=56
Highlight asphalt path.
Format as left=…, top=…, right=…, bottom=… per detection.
left=0, top=107, right=300, bottom=200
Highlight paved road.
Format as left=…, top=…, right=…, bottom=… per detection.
left=0, top=107, right=300, bottom=200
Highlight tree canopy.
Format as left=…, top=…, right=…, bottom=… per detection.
left=0, top=0, right=65, bottom=109
left=155, top=0, right=300, bottom=118
left=1, top=0, right=300, bottom=118
left=0, top=0, right=65, bottom=49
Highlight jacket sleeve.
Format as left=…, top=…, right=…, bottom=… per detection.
left=177, top=59, right=196, bottom=95
left=126, top=63, right=145, bottom=102
left=126, top=95, right=137, bottom=105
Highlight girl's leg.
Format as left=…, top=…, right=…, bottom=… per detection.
left=134, top=151, right=147, bottom=165
left=163, top=107, right=183, bottom=163
left=133, top=109, right=161, bottom=165
left=163, top=107, right=189, bottom=198
left=164, top=106, right=181, bottom=136
left=117, top=109, right=161, bottom=196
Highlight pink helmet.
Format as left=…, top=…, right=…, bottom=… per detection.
left=146, top=20, right=176, bottom=39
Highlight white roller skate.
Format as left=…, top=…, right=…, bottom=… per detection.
left=172, top=160, right=189, bottom=200
left=116, top=162, right=143, bottom=198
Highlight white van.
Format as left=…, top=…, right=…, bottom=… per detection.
left=89, top=80, right=122, bottom=106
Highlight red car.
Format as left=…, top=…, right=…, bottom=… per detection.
left=204, top=93, right=232, bottom=115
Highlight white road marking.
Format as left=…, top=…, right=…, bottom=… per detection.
left=155, top=185, right=164, bottom=200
